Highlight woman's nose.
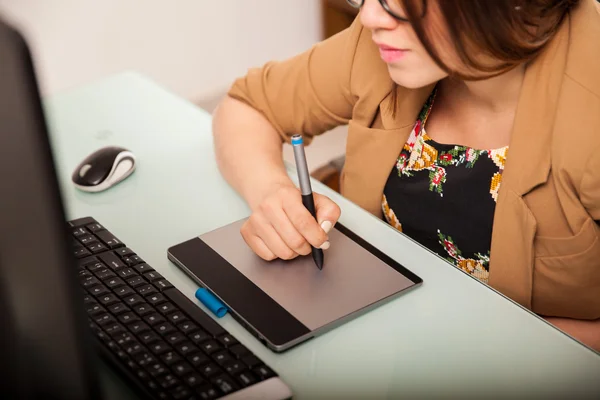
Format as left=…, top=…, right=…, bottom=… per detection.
left=359, top=0, right=399, bottom=31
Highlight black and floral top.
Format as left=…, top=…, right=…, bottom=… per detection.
left=382, top=87, right=508, bottom=284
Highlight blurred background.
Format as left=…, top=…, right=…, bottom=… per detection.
left=0, top=0, right=359, bottom=187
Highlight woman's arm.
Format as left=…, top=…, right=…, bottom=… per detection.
left=544, top=317, right=600, bottom=352
left=212, top=96, right=293, bottom=210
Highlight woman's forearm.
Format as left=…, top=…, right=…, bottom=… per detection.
left=212, top=96, right=294, bottom=209
left=544, top=316, right=600, bottom=352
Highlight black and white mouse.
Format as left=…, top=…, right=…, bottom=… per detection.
left=72, top=146, right=136, bottom=192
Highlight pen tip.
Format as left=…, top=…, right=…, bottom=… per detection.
left=316, top=258, right=323, bottom=270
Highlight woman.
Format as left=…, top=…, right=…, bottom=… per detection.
left=212, top=0, right=600, bottom=350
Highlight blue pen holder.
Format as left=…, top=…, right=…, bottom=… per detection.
left=195, top=287, right=228, bottom=318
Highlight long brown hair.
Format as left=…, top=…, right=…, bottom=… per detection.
left=390, top=0, right=580, bottom=110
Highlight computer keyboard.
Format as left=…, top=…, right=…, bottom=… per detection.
left=70, top=216, right=278, bottom=400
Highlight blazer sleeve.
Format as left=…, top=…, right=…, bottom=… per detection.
left=226, top=16, right=364, bottom=145
left=580, top=145, right=600, bottom=220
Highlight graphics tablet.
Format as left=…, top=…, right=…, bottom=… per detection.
left=167, top=218, right=422, bottom=352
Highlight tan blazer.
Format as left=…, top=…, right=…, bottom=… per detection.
left=228, top=0, right=600, bottom=319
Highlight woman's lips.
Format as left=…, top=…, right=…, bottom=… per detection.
left=376, top=43, right=409, bottom=63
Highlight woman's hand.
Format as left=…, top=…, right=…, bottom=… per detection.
left=241, top=182, right=341, bottom=261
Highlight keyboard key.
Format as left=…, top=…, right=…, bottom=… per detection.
left=132, top=303, right=155, bottom=316
left=154, top=279, right=174, bottom=291
left=172, top=361, right=193, bottom=377
left=117, top=268, right=137, bottom=279
left=81, top=276, right=101, bottom=288
left=175, top=342, right=198, bottom=356
left=133, top=263, right=153, bottom=274
left=88, top=242, right=108, bottom=254
left=74, top=248, right=92, bottom=258
left=108, top=302, right=129, bottom=315
left=187, top=352, right=210, bottom=368
left=134, top=352, right=155, bottom=367
left=95, top=268, right=117, bottom=281
left=89, top=285, right=109, bottom=297
left=171, top=385, right=192, bottom=400
left=99, top=252, right=127, bottom=271
left=201, top=364, right=221, bottom=379
left=104, top=323, right=125, bottom=337
left=79, top=269, right=93, bottom=278
left=86, top=222, right=105, bottom=233
left=86, top=303, right=104, bottom=316
left=124, top=294, right=145, bottom=307
left=149, top=341, right=171, bottom=356
left=167, top=311, right=186, bottom=325
left=224, top=361, right=246, bottom=376
left=144, top=313, right=166, bottom=326
left=146, top=293, right=166, bottom=306
left=229, top=344, right=250, bottom=359
left=98, top=293, right=119, bottom=307
left=139, top=331, right=160, bottom=345
left=135, top=369, right=150, bottom=382
left=155, top=322, right=177, bottom=336
left=115, top=332, right=135, bottom=347
left=116, top=247, right=135, bottom=257
left=105, top=277, right=125, bottom=289
left=217, top=334, right=238, bottom=348
left=183, top=373, right=204, bottom=387
left=177, top=321, right=198, bottom=334
left=96, top=230, right=123, bottom=249
left=86, top=261, right=106, bottom=273
left=114, top=286, right=135, bottom=298
left=163, top=289, right=225, bottom=337
left=83, top=294, right=95, bottom=304
left=127, top=321, right=150, bottom=335
left=79, top=235, right=97, bottom=245
left=143, top=271, right=163, bottom=282
left=212, top=350, right=233, bottom=367
left=126, top=275, right=147, bottom=288
left=124, top=342, right=144, bottom=356
left=80, top=254, right=99, bottom=264
left=195, top=385, right=219, bottom=400
left=165, top=332, right=186, bottom=346
left=73, top=227, right=90, bottom=237
left=236, top=371, right=257, bottom=387
left=157, top=374, right=179, bottom=390
left=255, top=365, right=276, bottom=380
left=211, top=375, right=238, bottom=395
left=136, top=284, right=158, bottom=296
left=118, top=312, right=140, bottom=324
left=124, top=255, right=144, bottom=267
left=94, top=313, right=116, bottom=327
left=200, top=340, right=220, bottom=355
left=148, top=362, right=169, bottom=377
left=242, top=355, right=261, bottom=369
left=160, top=351, right=182, bottom=366
left=190, top=330, right=211, bottom=345
left=156, top=302, right=177, bottom=315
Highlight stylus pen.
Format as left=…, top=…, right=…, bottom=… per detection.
left=291, top=134, right=324, bottom=270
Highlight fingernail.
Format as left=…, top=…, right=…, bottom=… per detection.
left=321, top=220, right=333, bottom=234
left=320, top=241, right=330, bottom=250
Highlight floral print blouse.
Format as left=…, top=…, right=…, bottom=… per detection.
left=382, top=87, right=508, bottom=284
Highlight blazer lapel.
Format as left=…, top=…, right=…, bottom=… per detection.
left=488, top=12, right=571, bottom=308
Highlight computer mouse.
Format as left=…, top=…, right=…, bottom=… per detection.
left=72, top=146, right=136, bottom=192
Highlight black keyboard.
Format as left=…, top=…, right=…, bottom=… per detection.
left=70, top=217, right=278, bottom=400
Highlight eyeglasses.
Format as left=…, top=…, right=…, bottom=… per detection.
left=346, top=0, right=426, bottom=22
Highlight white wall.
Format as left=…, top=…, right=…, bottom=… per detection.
left=0, top=0, right=323, bottom=101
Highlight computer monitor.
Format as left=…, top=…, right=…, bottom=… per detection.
left=0, top=16, right=101, bottom=399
